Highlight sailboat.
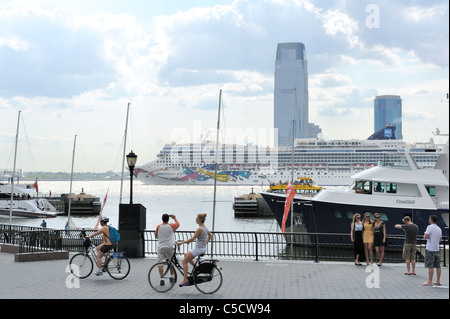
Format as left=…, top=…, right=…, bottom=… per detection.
left=0, top=111, right=57, bottom=220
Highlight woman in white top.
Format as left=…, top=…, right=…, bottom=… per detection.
left=178, top=213, right=212, bottom=286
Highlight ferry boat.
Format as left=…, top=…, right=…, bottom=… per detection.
left=259, top=136, right=449, bottom=238
left=0, top=172, right=57, bottom=219
left=135, top=126, right=440, bottom=186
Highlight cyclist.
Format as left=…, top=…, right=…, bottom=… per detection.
left=155, top=214, right=180, bottom=284
left=87, top=216, right=115, bottom=276
left=177, top=213, right=211, bottom=286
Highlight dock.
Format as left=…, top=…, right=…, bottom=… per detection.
left=0, top=251, right=447, bottom=303
left=233, top=190, right=273, bottom=217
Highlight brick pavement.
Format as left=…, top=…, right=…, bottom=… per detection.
left=0, top=252, right=448, bottom=301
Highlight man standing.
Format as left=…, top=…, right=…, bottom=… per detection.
left=423, top=215, right=442, bottom=286
left=395, top=216, right=418, bottom=275
left=155, top=214, right=180, bottom=285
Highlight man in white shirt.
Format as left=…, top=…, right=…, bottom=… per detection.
left=423, top=215, right=442, bottom=286
left=155, top=214, right=180, bottom=285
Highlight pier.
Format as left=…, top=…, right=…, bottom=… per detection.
left=0, top=224, right=448, bottom=303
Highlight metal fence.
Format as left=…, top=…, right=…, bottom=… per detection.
left=143, top=230, right=448, bottom=265
left=1, top=224, right=448, bottom=265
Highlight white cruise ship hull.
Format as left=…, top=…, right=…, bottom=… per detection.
left=135, top=166, right=355, bottom=186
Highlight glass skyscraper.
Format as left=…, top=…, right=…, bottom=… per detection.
left=274, top=43, right=309, bottom=146
left=374, top=95, right=403, bottom=140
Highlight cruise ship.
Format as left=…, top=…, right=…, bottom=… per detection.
left=135, top=126, right=440, bottom=186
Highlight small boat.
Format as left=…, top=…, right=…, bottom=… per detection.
left=269, top=177, right=322, bottom=196
left=0, top=179, right=57, bottom=219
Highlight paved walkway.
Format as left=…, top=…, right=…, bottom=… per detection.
left=1, top=252, right=448, bottom=302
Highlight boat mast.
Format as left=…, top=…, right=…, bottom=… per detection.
left=212, top=89, right=222, bottom=236
left=67, top=134, right=77, bottom=227
left=119, top=103, right=131, bottom=204
left=9, top=110, right=21, bottom=225
left=290, top=88, right=296, bottom=234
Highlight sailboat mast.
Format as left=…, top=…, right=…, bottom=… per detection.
left=119, top=103, right=131, bottom=204
left=9, top=110, right=21, bottom=225
left=291, top=88, right=296, bottom=235
left=67, top=134, right=77, bottom=225
left=212, top=89, right=222, bottom=234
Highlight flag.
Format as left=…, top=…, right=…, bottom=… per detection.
left=94, top=189, right=109, bottom=230
left=281, top=182, right=295, bottom=233
left=33, top=179, right=38, bottom=193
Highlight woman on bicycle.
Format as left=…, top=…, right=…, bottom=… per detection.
left=178, top=213, right=212, bottom=286
left=87, top=216, right=114, bottom=276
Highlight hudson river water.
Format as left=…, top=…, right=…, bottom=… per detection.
left=8, top=180, right=279, bottom=232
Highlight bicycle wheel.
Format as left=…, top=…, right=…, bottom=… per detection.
left=148, top=262, right=177, bottom=293
left=105, top=255, right=131, bottom=280
left=69, top=253, right=93, bottom=279
left=193, top=264, right=223, bottom=294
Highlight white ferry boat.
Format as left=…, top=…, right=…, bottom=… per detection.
left=260, top=133, right=449, bottom=238
left=135, top=127, right=440, bottom=186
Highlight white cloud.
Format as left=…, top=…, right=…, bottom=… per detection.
left=0, top=0, right=448, bottom=172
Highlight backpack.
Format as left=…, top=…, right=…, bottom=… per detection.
left=107, top=225, right=120, bottom=244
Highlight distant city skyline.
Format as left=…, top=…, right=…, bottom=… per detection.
left=0, top=1, right=448, bottom=172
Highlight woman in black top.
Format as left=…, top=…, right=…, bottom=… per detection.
left=373, top=213, right=386, bottom=266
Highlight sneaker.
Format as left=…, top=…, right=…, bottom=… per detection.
left=94, top=269, right=103, bottom=276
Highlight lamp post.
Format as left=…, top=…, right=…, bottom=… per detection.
left=126, top=150, right=137, bottom=204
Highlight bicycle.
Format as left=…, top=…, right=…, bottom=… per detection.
left=68, top=238, right=130, bottom=280
left=148, top=243, right=223, bottom=294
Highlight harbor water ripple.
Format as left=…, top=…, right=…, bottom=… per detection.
left=8, top=180, right=278, bottom=232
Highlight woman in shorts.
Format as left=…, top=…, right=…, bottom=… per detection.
left=178, top=213, right=212, bottom=286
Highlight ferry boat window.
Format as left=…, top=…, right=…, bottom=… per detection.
left=345, top=210, right=353, bottom=219
left=374, top=182, right=385, bottom=193
left=425, top=186, right=436, bottom=196
left=364, top=181, right=372, bottom=194
left=377, top=212, right=388, bottom=221
left=356, top=181, right=364, bottom=193
left=386, top=183, right=397, bottom=193
left=332, top=209, right=342, bottom=219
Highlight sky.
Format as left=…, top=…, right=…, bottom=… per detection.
left=0, top=0, right=449, bottom=173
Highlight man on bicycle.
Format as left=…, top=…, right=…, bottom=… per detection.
left=87, top=216, right=115, bottom=276
left=155, top=214, right=180, bottom=284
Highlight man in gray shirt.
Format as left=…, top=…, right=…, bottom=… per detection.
left=395, top=216, right=418, bottom=275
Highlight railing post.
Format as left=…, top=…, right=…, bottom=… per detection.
left=254, top=233, right=259, bottom=261
left=314, top=233, right=319, bottom=263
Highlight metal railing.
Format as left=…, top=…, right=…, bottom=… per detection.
left=1, top=224, right=448, bottom=265
left=143, top=230, right=448, bottom=265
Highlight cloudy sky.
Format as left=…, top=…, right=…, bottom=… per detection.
left=1, top=0, right=448, bottom=173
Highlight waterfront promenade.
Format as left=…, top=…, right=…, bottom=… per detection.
left=0, top=252, right=448, bottom=301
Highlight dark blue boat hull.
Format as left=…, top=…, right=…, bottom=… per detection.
left=260, top=192, right=449, bottom=239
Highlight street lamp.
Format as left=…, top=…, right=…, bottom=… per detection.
left=126, top=150, right=137, bottom=204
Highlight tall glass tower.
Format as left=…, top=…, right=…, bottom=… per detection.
left=274, top=43, right=309, bottom=146
left=374, top=95, right=403, bottom=140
